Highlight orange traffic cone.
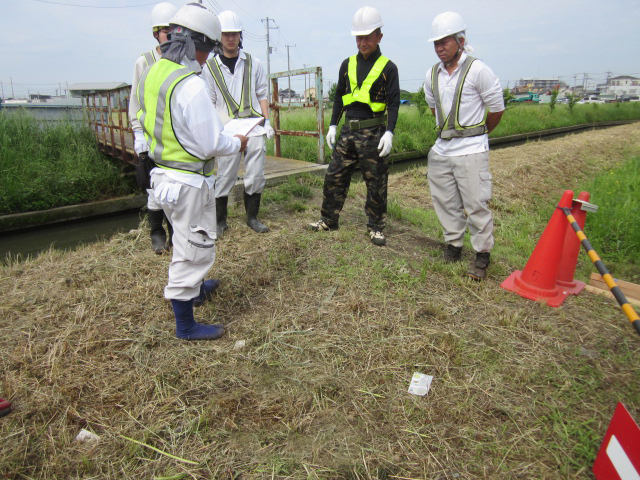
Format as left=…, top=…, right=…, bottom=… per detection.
left=557, top=191, right=590, bottom=295
left=500, top=190, right=574, bottom=307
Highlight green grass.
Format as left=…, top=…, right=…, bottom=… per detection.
left=576, top=156, right=640, bottom=280
left=0, top=110, right=135, bottom=215
left=268, top=102, right=640, bottom=163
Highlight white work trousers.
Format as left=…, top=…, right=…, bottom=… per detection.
left=427, top=150, right=494, bottom=253
left=149, top=170, right=217, bottom=301
left=215, top=135, right=266, bottom=198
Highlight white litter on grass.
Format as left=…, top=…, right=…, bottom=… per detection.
left=233, top=340, right=246, bottom=350
left=408, top=372, right=433, bottom=396
left=75, top=429, right=100, bottom=443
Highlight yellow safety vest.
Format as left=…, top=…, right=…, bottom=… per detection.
left=431, top=56, right=487, bottom=139
left=136, top=58, right=215, bottom=176
left=206, top=53, right=262, bottom=119
left=342, top=54, right=389, bottom=113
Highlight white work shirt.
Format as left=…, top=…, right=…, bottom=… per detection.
left=149, top=59, right=241, bottom=189
left=128, top=47, right=161, bottom=134
left=202, top=50, right=268, bottom=132
left=424, top=52, right=504, bottom=157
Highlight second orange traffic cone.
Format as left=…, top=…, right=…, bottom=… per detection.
left=557, top=191, right=590, bottom=295
left=500, top=190, right=574, bottom=307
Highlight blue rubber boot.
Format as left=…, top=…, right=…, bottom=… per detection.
left=171, top=299, right=224, bottom=340
left=193, top=279, right=221, bottom=307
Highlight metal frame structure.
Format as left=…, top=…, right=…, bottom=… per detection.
left=269, top=66, right=326, bottom=164
left=82, top=86, right=135, bottom=165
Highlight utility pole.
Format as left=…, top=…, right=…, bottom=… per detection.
left=285, top=44, right=296, bottom=105
left=605, top=71, right=612, bottom=95
left=1, top=81, right=3, bottom=100
left=303, top=64, right=309, bottom=101
left=261, top=17, right=278, bottom=103
left=10, top=77, right=15, bottom=98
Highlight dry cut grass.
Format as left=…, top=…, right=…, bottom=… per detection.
left=1, top=124, right=639, bottom=479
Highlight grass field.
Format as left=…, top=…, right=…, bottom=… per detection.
left=1, top=124, right=638, bottom=479
left=269, top=102, right=640, bottom=163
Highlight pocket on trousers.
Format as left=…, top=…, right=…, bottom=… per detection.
left=479, top=171, right=492, bottom=203
left=187, top=225, right=216, bottom=263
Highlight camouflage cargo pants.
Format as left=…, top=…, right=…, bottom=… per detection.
left=320, top=124, right=389, bottom=231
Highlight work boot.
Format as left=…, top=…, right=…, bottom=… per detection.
left=216, top=196, right=229, bottom=237
left=171, top=299, right=224, bottom=340
left=193, top=279, right=221, bottom=307
left=244, top=191, right=269, bottom=233
left=467, top=252, right=491, bottom=281
left=369, top=230, right=386, bottom=246
left=149, top=209, right=168, bottom=254
left=307, top=219, right=338, bottom=232
left=0, top=398, right=11, bottom=417
left=443, top=244, right=463, bottom=263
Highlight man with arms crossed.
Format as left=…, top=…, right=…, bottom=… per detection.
left=423, top=11, right=504, bottom=280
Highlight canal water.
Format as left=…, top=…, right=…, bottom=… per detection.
left=0, top=210, right=143, bottom=263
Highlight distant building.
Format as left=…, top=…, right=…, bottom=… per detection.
left=278, top=88, right=296, bottom=99
left=304, top=87, right=317, bottom=100
left=605, top=75, right=640, bottom=97
left=514, top=78, right=568, bottom=94
left=68, top=82, right=129, bottom=98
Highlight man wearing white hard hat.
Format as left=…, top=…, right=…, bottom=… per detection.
left=423, top=11, right=504, bottom=280
left=308, top=6, right=400, bottom=247
left=136, top=2, right=248, bottom=340
left=129, top=2, right=177, bottom=254
left=202, top=10, right=273, bottom=237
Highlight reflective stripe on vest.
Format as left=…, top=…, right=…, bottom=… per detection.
left=431, top=56, right=487, bottom=140
left=206, top=53, right=262, bottom=119
left=142, top=50, right=157, bottom=69
left=342, top=54, right=389, bottom=113
left=137, top=59, right=214, bottom=176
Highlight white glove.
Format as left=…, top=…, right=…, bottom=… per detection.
left=326, top=125, right=337, bottom=150
left=264, top=119, right=275, bottom=140
left=134, top=130, right=148, bottom=155
left=377, top=131, right=394, bottom=157
left=153, top=182, right=182, bottom=205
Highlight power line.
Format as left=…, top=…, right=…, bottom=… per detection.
left=29, top=0, right=157, bottom=8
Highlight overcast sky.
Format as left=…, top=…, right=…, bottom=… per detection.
left=2, top=0, right=639, bottom=98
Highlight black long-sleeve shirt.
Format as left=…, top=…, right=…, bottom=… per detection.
left=330, top=46, right=400, bottom=133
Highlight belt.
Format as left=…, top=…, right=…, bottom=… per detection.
left=346, top=115, right=387, bottom=130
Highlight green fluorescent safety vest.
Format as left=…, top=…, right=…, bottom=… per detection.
left=342, top=54, right=390, bottom=113
left=206, top=53, right=262, bottom=119
left=431, top=56, right=487, bottom=140
left=136, top=58, right=215, bottom=176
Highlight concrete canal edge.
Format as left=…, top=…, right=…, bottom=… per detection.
left=0, top=163, right=329, bottom=234
left=0, top=195, right=148, bottom=233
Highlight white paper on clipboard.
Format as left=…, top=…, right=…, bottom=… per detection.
left=222, top=118, right=265, bottom=137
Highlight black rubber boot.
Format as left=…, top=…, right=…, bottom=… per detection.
left=148, top=209, right=167, bottom=254
left=244, top=191, right=269, bottom=233
left=216, top=196, right=229, bottom=237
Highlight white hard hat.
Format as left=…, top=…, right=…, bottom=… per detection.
left=428, top=11, right=466, bottom=42
left=170, top=2, right=221, bottom=42
left=218, top=10, right=242, bottom=32
left=151, top=2, right=177, bottom=30
left=351, top=6, right=383, bottom=36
